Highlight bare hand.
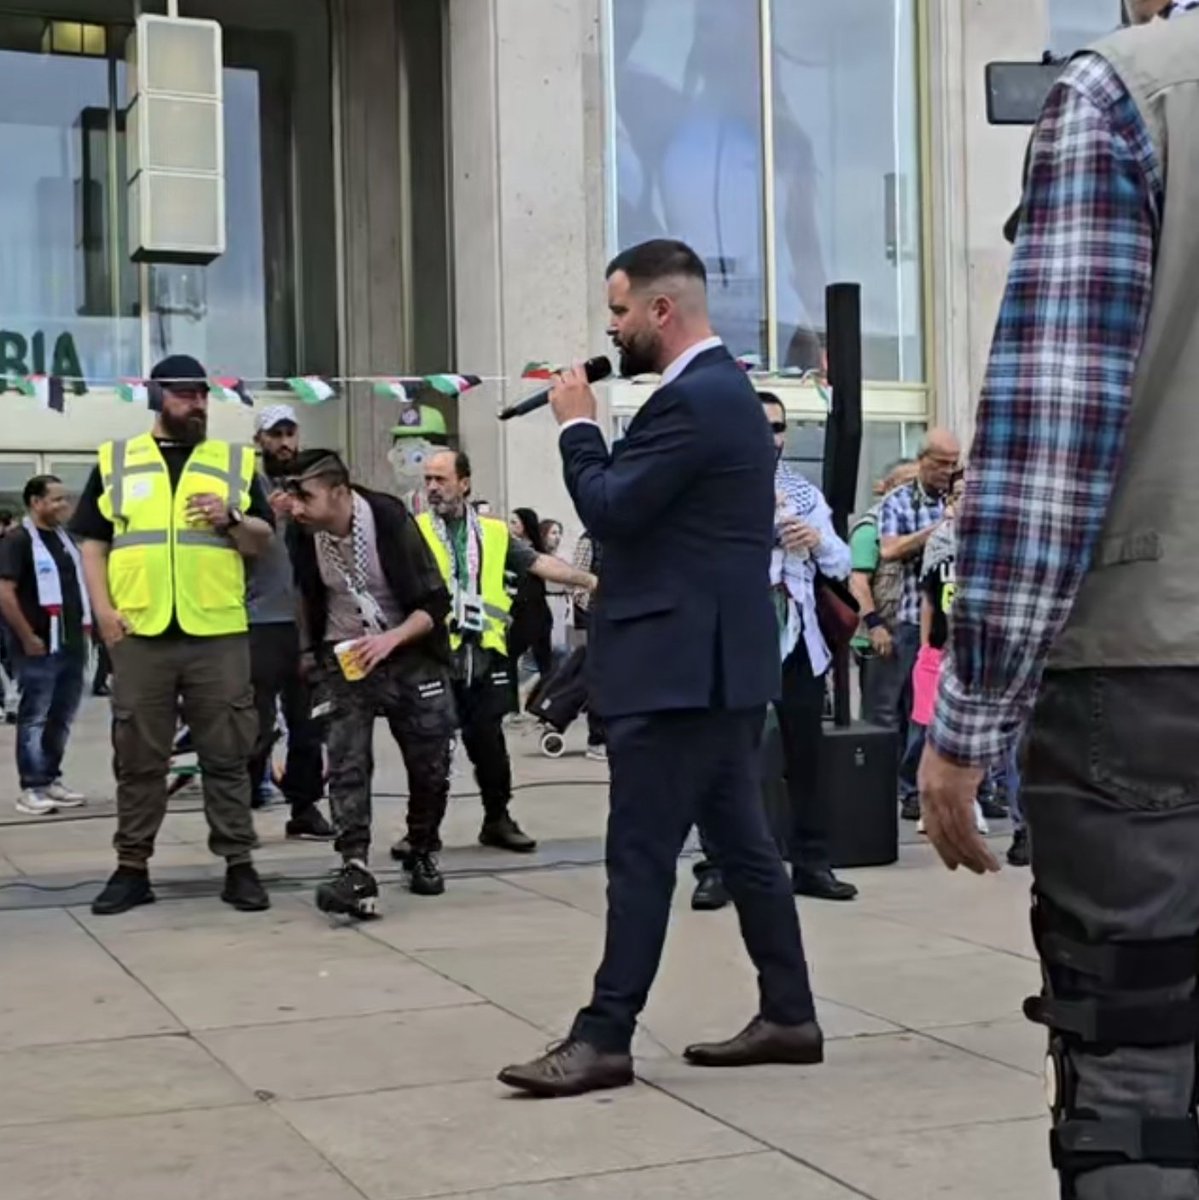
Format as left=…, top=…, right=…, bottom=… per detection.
left=186, top=492, right=232, bottom=531
left=549, top=363, right=598, bottom=426
left=778, top=516, right=821, bottom=554
left=97, top=608, right=132, bottom=649
left=869, top=625, right=893, bottom=657
left=268, top=490, right=294, bottom=519
left=21, top=635, right=47, bottom=658
left=350, top=631, right=398, bottom=677
left=918, top=744, right=999, bottom=875
left=582, top=572, right=598, bottom=592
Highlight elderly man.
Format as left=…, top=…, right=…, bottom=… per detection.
left=877, top=429, right=960, bottom=821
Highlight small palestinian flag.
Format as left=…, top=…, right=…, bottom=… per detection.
left=735, top=354, right=764, bottom=372
left=521, top=361, right=555, bottom=380
left=288, top=376, right=336, bottom=405
left=426, top=373, right=481, bottom=397
left=15, top=375, right=66, bottom=413
left=373, top=379, right=409, bottom=403
left=117, top=379, right=149, bottom=406
left=210, top=377, right=254, bottom=406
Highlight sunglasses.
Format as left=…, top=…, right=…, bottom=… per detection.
left=769, top=421, right=787, bottom=435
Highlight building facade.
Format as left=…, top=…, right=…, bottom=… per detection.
left=0, top=0, right=1124, bottom=523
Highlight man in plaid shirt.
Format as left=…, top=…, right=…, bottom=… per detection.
left=921, top=3, right=1199, bottom=1196
left=876, top=430, right=959, bottom=820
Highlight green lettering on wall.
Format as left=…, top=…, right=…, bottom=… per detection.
left=0, top=333, right=28, bottom=391
left=31, top=330, right=45, bottom=374
left=52, top=333, right=85, bottom=395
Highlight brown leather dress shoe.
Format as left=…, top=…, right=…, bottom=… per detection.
left=684, top=1017, right=824, bottom=1068
left=498, top=1039, right=635, bottom=1098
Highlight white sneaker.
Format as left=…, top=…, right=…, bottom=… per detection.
left=974, top=801, right=990, bottom=836
left=46, top=780, right=85, bottom=808
left=585, top=744, right=607, bottom=762
left=916, top=815, right=926, bottom=835
left=16, top=790, right=57, bottom=816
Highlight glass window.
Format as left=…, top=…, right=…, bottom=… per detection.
left=611, top=0, right=767, bottom=363
left=772, top=1, right=924, bottom=381
left=1048, top=0, right=1124, bottom=55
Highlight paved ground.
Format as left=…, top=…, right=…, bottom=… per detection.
left=0, top=698, right=1054, bottom=1199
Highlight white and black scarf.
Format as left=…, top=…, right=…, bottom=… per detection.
left=316, top=493, right=386, bottom=634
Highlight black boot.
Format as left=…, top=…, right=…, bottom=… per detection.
left=408, top=851, right=446, bottom=897
left=92, top=866, right=155, bottom=916
left=222, top=862, right=270, bottom=912
left=1007, top=827, right=1030, bottom=868
left=479, top=813, right=537, bottom=853
left=691, top=871, right=730, bottom=912
left=286, top=805, right=334, bottom=841
left=793, top=866, right=858, bottom=902
left=315, top=862, right=379, bottom=920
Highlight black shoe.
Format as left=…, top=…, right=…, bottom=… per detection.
left=691, top=872, right=730, bottom=912
left=684, top=1016, right=824, bottom=1068
left=793, top=867, right=858, bottom=902
left=92, top=866, right=155, bottom=916
left=900, top=798, right=921, bottom=822
left=3, top=712, right=15, bottom=726
left=979, top=795, right=1009, bottom=821
left=316, top=862, right=379, bottom=920
left=286, top=806, right=335, bottom=841
left=1007, top=827, right=1030, bottom=868
left=92, top=682, right=111, bottom=698
left=498, top=1039, right=635, bottom=1098
left=479, top=814, right=537, bottom=853
left=222, top=862, right=270, bottom=912
left=407, top=851, right=446, bottom=897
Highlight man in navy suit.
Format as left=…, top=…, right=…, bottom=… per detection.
left=499, top=239, right=822, bottom=1098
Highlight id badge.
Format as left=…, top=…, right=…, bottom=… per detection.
left=457, top=590, right=485, bottom=634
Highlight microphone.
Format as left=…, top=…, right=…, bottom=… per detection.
left=497, top=355, right=612, bottom=421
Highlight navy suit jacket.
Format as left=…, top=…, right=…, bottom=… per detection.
left=559, top=345, right=780, bottom=718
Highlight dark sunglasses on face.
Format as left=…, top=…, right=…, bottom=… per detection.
left=769, top=422, right=787, bottom=435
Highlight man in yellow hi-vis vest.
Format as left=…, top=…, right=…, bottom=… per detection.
left=391, top=450, right=595, bottom=863
left=69, top=355, right=275, bottom=916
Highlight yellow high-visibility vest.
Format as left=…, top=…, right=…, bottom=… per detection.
left=96, top=432, right=254, bottom=637
left=416, top=512, right=513, bottom=656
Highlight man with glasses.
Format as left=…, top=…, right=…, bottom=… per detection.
left=877, top=429, right=960, bottom=822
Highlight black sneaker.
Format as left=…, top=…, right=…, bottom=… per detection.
left=691, top=872, right=730, bottom=912
left=899, top=798, right=921, bottom=822
left=408, top=851, right=446, bottom=897
left=92, top=866, right=155, bottom=915
left=1007, top=827, right=1030, bottom=868
left=389, top=836, right=412, bottom=865
left=479, top=814, right=537, bottom=853
left=979, top=795, right=1009, bottom=821
left=315, top=862, right=379, bottom=919
left=222, top=862, right=271, bottom=912
left=286, top=806, right=335, bottom=841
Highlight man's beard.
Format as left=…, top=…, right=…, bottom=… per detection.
left=160, top=410, right=207, bottom=444
left=263, top=449, right=296, bottom=478
left=615, top=331, right=660, bottom=379
left=428, top=494, right=463, bottom=519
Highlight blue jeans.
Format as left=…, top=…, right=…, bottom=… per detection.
left=14, top=648, right=86, bottom=790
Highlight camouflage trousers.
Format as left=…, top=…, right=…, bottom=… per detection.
left=319, top=651, right=455, bottom=862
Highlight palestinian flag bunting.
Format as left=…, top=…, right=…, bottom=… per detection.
left=373, top=380, right=409, bottom=403
left=288, top=377, right=337, bottom=405
left=426, top=373, right=480, bottom=397
left=117, top=379, right=149, bottom=405
left=209, top=377, right=254, bottom=406
left=521, top=362, right=555, bottom=380
left=12, top=375, right=65, bottom=412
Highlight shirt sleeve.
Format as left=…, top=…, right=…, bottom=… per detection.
left=930, top=57, right=1158, bottom=766
left=67, top=466, right=113, bottom=543
left=0, top=529, right=26, bottom=582
left=808, top=495, right=851, bottom=580
left=850, top=523, right=880, bottom=573
left=505, top=538, right=540, bottom=579
left=877, top=492, right=903, bottom=539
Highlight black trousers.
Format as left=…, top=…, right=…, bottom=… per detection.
left=249, top=623, right=324, bottom=814
left=698, top=638, right=831, bottom=877
left=1025, top=668, right=1199, bottom=1200
left=571, top=706, right=816, bottom=1053
left=454, top=657, right=516, bottom=826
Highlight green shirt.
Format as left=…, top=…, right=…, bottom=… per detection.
left=849, top=521, right=879, bottom=650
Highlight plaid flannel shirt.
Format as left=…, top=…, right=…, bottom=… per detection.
left=930, top=46, right=1166, bottom=766
left=878, top=481, right=946, bottom=627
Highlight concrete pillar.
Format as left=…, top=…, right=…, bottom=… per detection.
left=448, top=0, right=608, bottom=530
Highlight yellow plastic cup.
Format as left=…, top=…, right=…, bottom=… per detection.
left=334, top=640, right=366, bottom=682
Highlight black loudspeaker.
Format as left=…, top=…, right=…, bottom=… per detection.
left=822, top=283, right=863, bottom=538
left=822, top=722, right=899, bottom=869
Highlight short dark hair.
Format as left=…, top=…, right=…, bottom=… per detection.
left=288, top=449, right=350, bottom=489
left=758, top=391, right=785, bottom=418
left=451, top=450, right=471, bottom=481
left=606, top=239, right=707, bottom=288
left=24, top=475, right=61, bottom=508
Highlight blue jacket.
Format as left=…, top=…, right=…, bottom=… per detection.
left=559, top=345, right=780, bottom=717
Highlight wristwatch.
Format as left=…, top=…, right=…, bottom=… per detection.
left=226, top=506, right=244, bottom=528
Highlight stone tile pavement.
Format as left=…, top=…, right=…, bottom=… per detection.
left=0, top=698, right=1054, bottom=1198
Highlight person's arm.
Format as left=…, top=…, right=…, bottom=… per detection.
left=880, top=523, right=936, bottom=564
left=187, top=477, right=273, bottom=557
left=803, top=495, right=851, bottom=580
left=80, top=540, right=131, bottom=647
left=919, top=581, right=934, bottom=649
left=929, top=57, right=1157, bottom=768
left=531, top=553, right=596, bottom=591
left=0, top=554, right=42, bottom=656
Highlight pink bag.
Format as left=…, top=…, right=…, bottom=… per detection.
left=911, top=644, right=944, bottom=728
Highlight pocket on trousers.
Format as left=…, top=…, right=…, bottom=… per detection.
left=1090, top=671, right=1199, bottom=811
left=228, top=694, right=259, bottom=759
left=396, top=675, right=457, bottom=740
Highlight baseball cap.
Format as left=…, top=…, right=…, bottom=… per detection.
left=390, top=404, right=448, bottom=439
left=150, top=354, right=209, bottom=392
left=255, top=403, right=298, bottom=434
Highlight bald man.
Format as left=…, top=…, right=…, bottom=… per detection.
left=873, top=429, right=960, bottom=821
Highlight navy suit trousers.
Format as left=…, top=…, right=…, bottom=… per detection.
left=571, top=706, right=816, bottom=1053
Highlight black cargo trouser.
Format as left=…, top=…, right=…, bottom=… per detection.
left=453, top=654, right=518, bottom=832
left=320, top=650, right=455, bottom=862
left=110, top=633, right=258, bottom=867
left=1024, top=668, right=1199, bottom=1200
left=249, top=622, right=324, bottom=813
